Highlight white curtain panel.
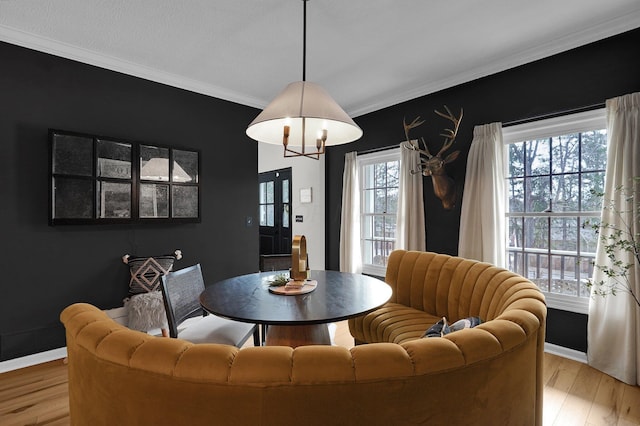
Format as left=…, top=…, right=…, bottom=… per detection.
left=587, top=92, right=640, bottom=385
left=458, top=122, right=506, bottom=267
left=396, top=141, right=426, bottom=251
left=339, top=152, right=362, bottom=273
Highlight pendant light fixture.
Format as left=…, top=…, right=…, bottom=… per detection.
left=246, top=0, right=363, bottom=159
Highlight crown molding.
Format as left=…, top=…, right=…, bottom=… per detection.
left=0, top=25, right=266, bottom=109
left=349, top=11, right=640, bottom=117
left=2, top=8, right=639, bottom=118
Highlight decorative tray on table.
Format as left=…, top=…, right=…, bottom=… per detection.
left=268, top=279, right=317, bottom=295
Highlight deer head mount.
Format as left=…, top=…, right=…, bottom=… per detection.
left=403, top=106, right=463, bottom=210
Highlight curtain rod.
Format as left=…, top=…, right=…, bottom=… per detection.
left=503, top=102, right=605, bottom=127
left=356, top=144, right=401, bottom=156
left=353, top=102, right=606, bottom=153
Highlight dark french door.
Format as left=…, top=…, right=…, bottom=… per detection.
left=258, top=168, right=292, bottom=255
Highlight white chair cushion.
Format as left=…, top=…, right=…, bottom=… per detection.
left=177, top=315, right=254, bottom=346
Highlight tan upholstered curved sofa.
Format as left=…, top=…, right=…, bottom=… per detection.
left=349, top=250, right=547, bottom=425
left=61, top=250, right=545, bottom=426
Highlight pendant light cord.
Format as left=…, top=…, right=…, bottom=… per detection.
left=302, top=0, right=307, bottom=82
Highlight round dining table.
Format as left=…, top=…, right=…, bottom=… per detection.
left=199, top=270, right=392, bottom=347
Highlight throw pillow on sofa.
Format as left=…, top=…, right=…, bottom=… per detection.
left=423, top=317, right=450, bottom=337
left=122, top=250, right=182, bottom=294
left=449, top=316, right=482, bottom=332
left=423, top=316, right=482, bottom=338
left=121, top=249, right=182, bottom=334
left=124, top=291, right=168, bottom=331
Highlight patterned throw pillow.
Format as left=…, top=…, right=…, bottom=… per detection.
left=122, top=250, right=182, bottom=295
left=449, top=316, right=483, bottom=332
left=422, top=316, right=482, bottom=338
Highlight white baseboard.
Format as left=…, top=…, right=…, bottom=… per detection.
left=0, top=306, right=129, bottom=374
left=544, top=342, right=587, bottom=364
left=0, top=347, right=68, bottom=374
left=0, top=304, right=174, bottom=373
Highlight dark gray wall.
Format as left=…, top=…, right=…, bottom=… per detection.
left=2, top=28, right=638, bottom=360
left=325, top=28, right=640, bottom=353
left=0, top=42, right=260, bottom=360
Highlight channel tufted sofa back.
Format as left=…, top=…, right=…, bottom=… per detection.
left=349, top=250, right=547, bottom=425
left=388, top=249, right=544, bottom=327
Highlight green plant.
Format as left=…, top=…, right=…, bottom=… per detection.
left=585, top=177, right=640, bottom=308
left=269, top=273, right=290, bottom=287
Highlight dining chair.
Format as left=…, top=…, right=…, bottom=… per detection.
left=160, top=264, right=260, bottom=347
left=257, top=253, right=293, bottom=345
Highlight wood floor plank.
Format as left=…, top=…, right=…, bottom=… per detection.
left=0, top=382, right=68, bottom=417
left=0, top=362, right=66, bottom=394
left=33, top=398, right=70, bottom=425
left=0, top=359, right=69, bottom=426
left=2, top=393, right=69, bottom=426
left=547, top=356, right=584, bottom=390
left=552, top=363, right=603, bottom=425
left=618, top=383, right=640, bottom=426
left=42, top=415, right=71, bottom=426
left=544, top=385, right=570, bottom=425
left=543, top=352, right=565, bottom=384
left=543, top=355, right=582, bottom=425
left=586, top=372, right=625, bottom=426
left=0, top=372, right=69, bottom=404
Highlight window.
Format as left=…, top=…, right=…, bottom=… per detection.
left=503, top=109, right=607, bottom=313
left=359, top=149, right=400, bottom=276
left=259, top=180, right=275, bottom=226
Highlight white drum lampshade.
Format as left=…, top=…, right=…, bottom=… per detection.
left=246, top=81, right=363, bottom=150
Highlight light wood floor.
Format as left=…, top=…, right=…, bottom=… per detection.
left=1, top=321, right=639, bottom=426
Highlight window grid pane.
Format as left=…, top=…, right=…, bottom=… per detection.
left=506, top=122, right=606, bottom=301
left=360, top=156, right=399, bottom=270
left=259, top=181, right=276, bottom=227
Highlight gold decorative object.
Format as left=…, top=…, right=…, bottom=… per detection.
left=403, top=106, right=463, bottom=210
left=268, top=234, right=317, bottom=295
left=291, top=235, right=309, bottom=281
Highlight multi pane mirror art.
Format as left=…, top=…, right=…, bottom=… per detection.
left=49, top=129, right=200, bottom=225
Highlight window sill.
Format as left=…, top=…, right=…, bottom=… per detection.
left=543, top=292, right=589, bottom=314
left=362, top=264, right=387, bottom=279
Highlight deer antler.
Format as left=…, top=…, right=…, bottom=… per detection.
left=418, top=136, right=433, bottom=157
left=403, top=116, right=434, bottom=158
left=434, top=106, right=463, bottom=156
left=403, top=116, right=425, bottom=142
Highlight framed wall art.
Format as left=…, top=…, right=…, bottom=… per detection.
left=49, top=129, right=200, bottom=225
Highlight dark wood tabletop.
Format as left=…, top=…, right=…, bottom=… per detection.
left=199, top=270, right=392, bottom=326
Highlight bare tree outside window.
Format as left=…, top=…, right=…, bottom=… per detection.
left=359, top=151, right=400, bottom=275
left=506, top=113, right=607, bottom=308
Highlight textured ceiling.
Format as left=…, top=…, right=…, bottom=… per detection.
left=1, top=0, right=639, bottom=117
